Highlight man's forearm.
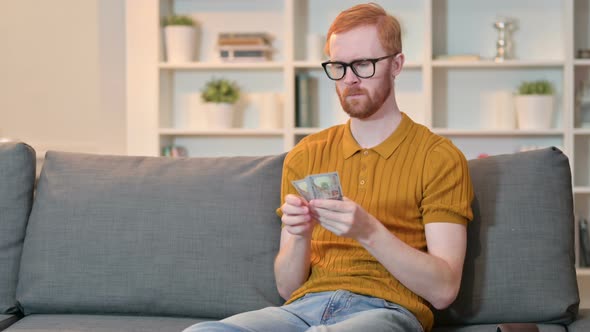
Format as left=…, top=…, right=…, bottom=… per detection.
left=274, top=234, right=312, bottom=300
left=358, top=222, right=465, bottom=309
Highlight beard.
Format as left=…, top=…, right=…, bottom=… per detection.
left=336, top=77, right=391, bottom=119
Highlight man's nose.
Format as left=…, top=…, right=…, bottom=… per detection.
left=342, top=67, right=359, bottom=85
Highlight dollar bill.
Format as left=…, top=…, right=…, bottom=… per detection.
left=291, top=179, right=313, bottom=202
left=291, top=171, right=343, bottom=201
left=309, top=172, right=343, bottom=200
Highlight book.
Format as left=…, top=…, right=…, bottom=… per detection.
left=218, top=32, right=271, bottom=46
left=580, top=218, right=590, bottom=267
left=218, top=39, right=268, bottom=46
left=221, top=50, right=266, bottom=58
left=219, top=32, right=270, bottom=39
left=218, top=45, right=273, bottom=62
left=295, top=73, right=312, bottom=127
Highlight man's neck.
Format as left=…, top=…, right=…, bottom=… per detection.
left=349, top=100, right=402, bottom=149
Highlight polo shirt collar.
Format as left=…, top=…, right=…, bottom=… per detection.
left=342, top=112, right=413, bottom=160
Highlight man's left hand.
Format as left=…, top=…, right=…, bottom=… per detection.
left=309, top=197, right=380, bottom=241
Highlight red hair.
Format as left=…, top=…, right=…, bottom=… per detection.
left=325, top=3, right=402, bottom=56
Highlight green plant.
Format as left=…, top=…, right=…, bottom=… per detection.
left=517, top=80, right=554, bottom=95
left=162, top=15, right=195, bottom=27
left=201, top=78, right=240, bottom=104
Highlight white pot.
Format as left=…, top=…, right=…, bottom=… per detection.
left=187, top=93, right=206, bottom=129
left=258, top=93, right=283, bottom=129
left=484, top=90, right=516, bottom=130
left=164, top=26, right=196, bottom=62
left=205, top=103, right=234, bottom=129
left=514, top=95, right=554, bottom=130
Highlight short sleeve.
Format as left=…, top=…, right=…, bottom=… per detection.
left=421, top=141, right=474, bottom=225
left=275, top=144, right=309, bottom=218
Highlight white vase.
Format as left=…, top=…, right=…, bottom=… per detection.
left=515, top=95, right=554, bottom=130
left=187, top=93, right=206, bottom=129
left=164, top=26, right=196, bottom=62
left=485, top=90, right=516, bottom=130
left=205, top=103, right=234, bottom=129
left=258, top=93, right=283, bottom=129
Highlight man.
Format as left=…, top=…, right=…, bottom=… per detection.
left=184, top=3, right=473, bottom=331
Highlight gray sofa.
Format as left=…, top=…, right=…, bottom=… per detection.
left=0, top=141, right=588, bottom=332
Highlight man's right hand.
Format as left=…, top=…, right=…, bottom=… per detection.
left=281, top=194, right=316, bottom=237
left=276, top=194, right=315, bottom=299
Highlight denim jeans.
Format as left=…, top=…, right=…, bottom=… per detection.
left=182, top=290, right=424, bottom=332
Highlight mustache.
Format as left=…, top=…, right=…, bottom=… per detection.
left=342, top=87, right=367, bottom=97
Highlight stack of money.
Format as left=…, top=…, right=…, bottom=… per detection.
left=292, top=172, right=343, bottom=201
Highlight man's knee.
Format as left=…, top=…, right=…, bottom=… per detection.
left=182, top=320, right=246, bottom=332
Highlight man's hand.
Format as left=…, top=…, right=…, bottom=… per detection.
left=276, top=194, right=315, bottom=298
left=281, top=194, right=316, bottom=237
left=309, top=196, right=379, bottom=242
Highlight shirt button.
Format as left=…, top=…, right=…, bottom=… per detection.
left=363, top=150, right=369, bottom=156
left=361, top=165, right=367, bottom=171
left=360, top=180, right=366, bottom=185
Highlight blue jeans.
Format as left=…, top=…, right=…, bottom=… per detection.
left=182, top=290, right=424, bottom=332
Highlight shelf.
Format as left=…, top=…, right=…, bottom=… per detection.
left=574, top=128, right=590, bottom=135
left=294, top=127, right=328, bottom=135
left=578, top=268, right=590, bottom=277
left=432, top=129, right=564, bottom=136
left=403, top=61, right=423, bottom=69
left=293, top=61, right=323, bottom=69
left=432, top=59, right=564, bottom=68
left=574, top=59, right=590, bottom=66
left=158, top=128, right=284, bottom=136
left=158, top=62, right=284, bottom=70
left=574, top=187, right=590, bottom=194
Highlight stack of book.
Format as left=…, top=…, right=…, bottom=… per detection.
left=217, top=32, right=273, bottom=62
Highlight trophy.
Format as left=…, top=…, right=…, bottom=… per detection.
left=493, top=17, right=516, bottom=62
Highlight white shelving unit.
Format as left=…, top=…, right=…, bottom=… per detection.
left=126, top=0, right=590, bottom=298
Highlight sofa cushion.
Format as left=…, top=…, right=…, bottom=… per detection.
left=0, top=142, right=36, bottom=314
left=435, top=147, right=579, bottom=325
left=568, top=308, right=590, bottom=332
left=3, top=314, right=202, bottom=332
left=17, top=152, right=285, bottom=318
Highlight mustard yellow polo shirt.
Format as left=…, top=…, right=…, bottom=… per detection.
left=278, top=112, right=474, bottom=331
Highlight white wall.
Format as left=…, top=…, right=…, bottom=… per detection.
left=0, top=0, right=126, bottom=155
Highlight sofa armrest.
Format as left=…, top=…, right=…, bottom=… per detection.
left=568, top=309, right=590, bottom=332
left=0, top=315, right=20, bottom=331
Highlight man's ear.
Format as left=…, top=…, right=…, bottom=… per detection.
left=391, top=53, right=405, bottom=77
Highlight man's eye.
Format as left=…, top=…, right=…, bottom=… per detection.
left=354, top=61, right=372, bottom=68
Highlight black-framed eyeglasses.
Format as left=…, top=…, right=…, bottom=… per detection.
left=321, top=53, right=398, bottom=81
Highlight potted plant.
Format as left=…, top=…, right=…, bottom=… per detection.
left=514, top=80, right=555, bottom=130
left=200, top=78, right=241, bottom=128
left=162, top=15, right=197, bottom=63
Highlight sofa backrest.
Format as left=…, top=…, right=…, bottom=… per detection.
left=0, top=142, right=36, bottom=314
left=17, top=151, right=285, bottom=318
left=435, top=147, right=579, bottom=325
